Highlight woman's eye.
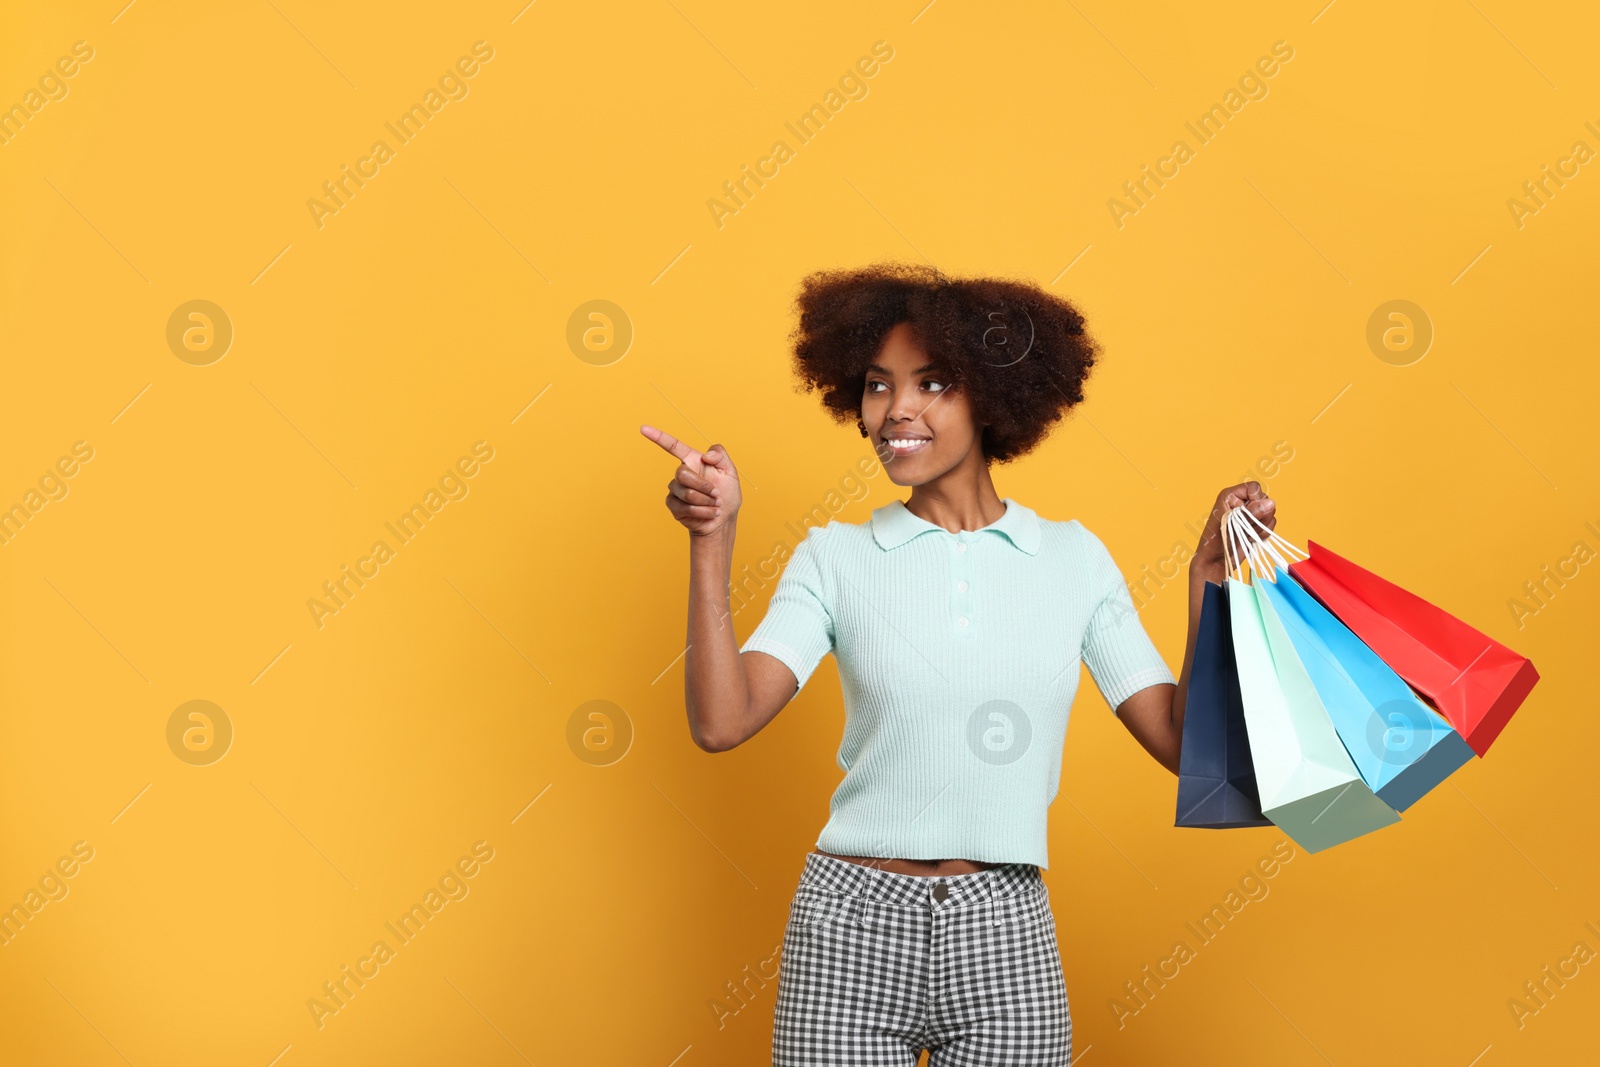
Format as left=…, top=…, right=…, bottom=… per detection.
left=866, top=379, right=946, bottom=395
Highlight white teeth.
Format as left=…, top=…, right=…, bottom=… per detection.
left=887, top=438, right=928, bottom=451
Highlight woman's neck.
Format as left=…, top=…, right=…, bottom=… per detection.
left=904, top=475, right=1006, bottom=535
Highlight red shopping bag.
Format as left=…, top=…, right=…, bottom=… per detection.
left=1288, top=542, right=1537, bottom=756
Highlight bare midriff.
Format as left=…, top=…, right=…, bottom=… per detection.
left=813, top=848, right=1003, bottom=876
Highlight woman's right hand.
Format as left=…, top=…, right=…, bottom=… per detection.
left=640, top=424, right=742, bottom=536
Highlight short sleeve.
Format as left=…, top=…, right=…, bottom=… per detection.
left=1076, top=525, right=1176, bottom=710
left=739, top=525, right=836, bottom=691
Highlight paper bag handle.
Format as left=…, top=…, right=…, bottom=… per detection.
left=1221, top=500, right=1250, bottom=581
left=1226, top=506, right=1266, bottom=581
left=1221, top=501, right=1238, bottom=579
left=1227, top=504, right=1288, bottom=582
left=1233, top=502, right=1307, bottom=566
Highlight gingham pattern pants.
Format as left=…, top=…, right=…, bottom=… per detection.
left=772, top=852, right=1071, bottom=1065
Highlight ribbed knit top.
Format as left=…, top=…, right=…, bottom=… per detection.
left=739, top=496, right=1176, bottom=869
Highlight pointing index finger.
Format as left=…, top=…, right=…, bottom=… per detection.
left=640, top=424, right=702, bottom=465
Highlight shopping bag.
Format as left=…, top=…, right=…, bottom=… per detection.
left=1233, top=507, right=1474, bottom=810
left=1175, top=579, right=1273, bottom=828
left=1287, top=537, right=1538, bottom=756
left=1223, top=508, right=1401, bottom=853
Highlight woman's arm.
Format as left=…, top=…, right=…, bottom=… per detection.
left=1115, top=481, right=1277, bottom=775
left=685, top=515, right=818, bottom=752
left=642, top=425, right=796, bottom=753
left=684, top=518, right=748, bottom=751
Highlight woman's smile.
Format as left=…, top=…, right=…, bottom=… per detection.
left=883, top=436, right=931, bottom=458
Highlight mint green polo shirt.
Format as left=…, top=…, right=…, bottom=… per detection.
left=739, top=496, right=1176, bottom=869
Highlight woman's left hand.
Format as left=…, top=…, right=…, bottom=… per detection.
left=1192, top=481, right=1277, bottom=584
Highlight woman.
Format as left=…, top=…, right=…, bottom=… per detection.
left=643, top=263, right=1276, bottom=1065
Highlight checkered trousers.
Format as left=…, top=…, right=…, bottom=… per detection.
left=772, top=852, right=1071, bottom=1065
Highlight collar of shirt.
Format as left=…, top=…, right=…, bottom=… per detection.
left=869, top=496, right=1041, bottom=555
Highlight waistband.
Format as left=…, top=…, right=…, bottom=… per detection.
left=801, top=851, right=1041, bottom=909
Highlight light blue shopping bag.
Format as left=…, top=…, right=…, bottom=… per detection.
left=1236, top=507, right=1474, bottom=810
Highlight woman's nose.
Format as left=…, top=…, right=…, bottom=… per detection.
left=888, top=391, right=923, bottom=421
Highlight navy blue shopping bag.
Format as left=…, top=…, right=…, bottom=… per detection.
left=1175, top=580, right=1273, bottom=828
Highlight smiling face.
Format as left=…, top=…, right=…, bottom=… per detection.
left=862, top=322, right=986, bottom=486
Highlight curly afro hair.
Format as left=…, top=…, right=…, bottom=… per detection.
left=787, top=262, right=1103, bottom=465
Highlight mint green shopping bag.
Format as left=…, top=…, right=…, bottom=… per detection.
left=1223, top=507, right=1401, bottom=853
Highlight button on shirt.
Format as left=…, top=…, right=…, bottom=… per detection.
left=739, top=497, right=1176, bottom=869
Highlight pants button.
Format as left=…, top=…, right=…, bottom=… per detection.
left=933, top=881, right=949, bottom=903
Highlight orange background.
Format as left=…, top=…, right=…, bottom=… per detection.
left=1, top=1, right=1595, bottom=1064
